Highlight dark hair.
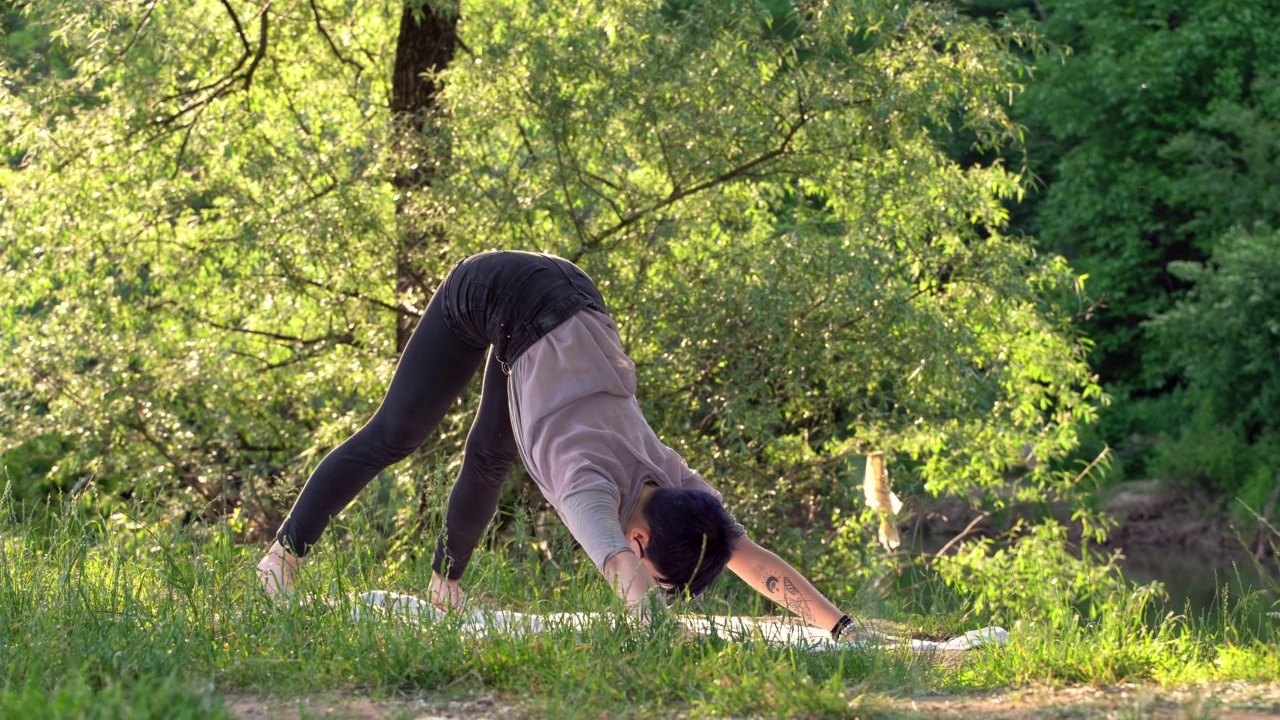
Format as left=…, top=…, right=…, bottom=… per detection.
left=643, top=487, right=740, bottom=599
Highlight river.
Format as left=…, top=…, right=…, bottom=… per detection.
left=1113, top=543, right=1278, bottom=625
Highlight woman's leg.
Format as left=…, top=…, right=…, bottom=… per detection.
left=432, top=351, right=519, bottom=580
left=275, top=296, right=486, bottom=557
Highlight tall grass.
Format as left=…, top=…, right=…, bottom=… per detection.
left=0, top=483, right=1276, bottom=719
left=0, top=489, right=921, bottom=719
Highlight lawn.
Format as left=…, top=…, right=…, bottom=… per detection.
left=2, top=498, right=1277, bottom=719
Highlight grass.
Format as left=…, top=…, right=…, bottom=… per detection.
left=0, top=493, right=1277, bottom=719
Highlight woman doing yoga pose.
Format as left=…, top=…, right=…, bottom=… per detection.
left=256, top=250, right=862, bottom=640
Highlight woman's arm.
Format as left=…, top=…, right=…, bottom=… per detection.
left=726, top=536, right=857, bottom=636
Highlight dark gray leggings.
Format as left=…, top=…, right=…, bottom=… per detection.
left=274, top=251, right=605, bottom=579
left=275, top=293, right=515, bottom=578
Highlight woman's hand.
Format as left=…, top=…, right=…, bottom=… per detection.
left=256, top=541, right=300, bottom=596
left=426, top=571, right=467, bottom=611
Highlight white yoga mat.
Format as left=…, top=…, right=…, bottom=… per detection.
left=354, top=591, right=1008, bottom=652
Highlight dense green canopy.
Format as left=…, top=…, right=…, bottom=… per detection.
left=1007, top=0, right=1280, bottom=503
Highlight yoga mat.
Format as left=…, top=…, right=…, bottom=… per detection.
left=353, top=590, right=1008, bottom=651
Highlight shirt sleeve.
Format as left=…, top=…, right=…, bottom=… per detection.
left=558, top=487, right=633, bottom=571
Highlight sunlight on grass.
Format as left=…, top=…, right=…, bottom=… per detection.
left=0, top=491, right=1276, bottom=718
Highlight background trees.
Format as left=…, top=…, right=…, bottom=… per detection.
left=998, top=0, right=1280, bottom=508
left=1144, top=226, right=1280, bottom=517
left=3, top=0, right=1096, bottom=551
left=437, top=0, right=1101, bottom=528
left=3, top=0, right=408, bottom=519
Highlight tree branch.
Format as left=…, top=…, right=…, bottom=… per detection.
left=242, top=1, right=270, bottom=92
left=127, top=406, right=216, bottom=502
left=570, top=111, right=810, bottom=261
left=191, top=314, right=357, bottom=347
left=281, top=274, right=424, bottom=318
left=153, top=2, right=270, bottom=127
left=308, top=0, right=364, bottom=76
left=550, top=128, right=592, bottom=246
left=220, top=0, right=254, bottom=58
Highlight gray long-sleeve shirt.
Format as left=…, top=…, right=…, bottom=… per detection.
left=508, top=309, right=737, bottom=570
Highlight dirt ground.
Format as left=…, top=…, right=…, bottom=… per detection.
left=224, top=682, right=1280, bottom=719
left=892, top=682, right=1280, bottom=719
left=224, top=693, right=514, bottom=720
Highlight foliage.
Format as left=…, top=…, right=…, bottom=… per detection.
left=934, top=519, right=1145, bottom=630
left=384, top=0, right=1104, bottom=519
left=1014, top=0, right=1280, bottom=481
left=1, top=0, right=411, bottom=523
left=0, top=676, right=227, bottom=720
left=1148, top=227, right=1280, bottom=443
left=1, top=494, right=1277, bottom=717
left=0, top=492, right=929, bottom=718
left=1144, top=226, right=1280, bottom=507
left=2, top=0, right=1099, bottom=542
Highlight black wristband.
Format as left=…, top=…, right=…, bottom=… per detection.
left=831, top=614, right=855, bottom=641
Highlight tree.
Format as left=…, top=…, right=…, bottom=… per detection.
left=417, top=0, right=1102, bottom=525
left=389, top=0, right=458, bottom=352
left=1, top=0, right=409, bottom=520
left=1144, top=225, right=1280, bottom=510
left=1014, top=0, right=1280, bottom=470
left=1, top=0, right=1100, bottom=546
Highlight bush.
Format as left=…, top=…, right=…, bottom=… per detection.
left=934, top=520, right=1151, bottom=631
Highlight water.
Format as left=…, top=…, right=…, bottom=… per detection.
left=1114, top=544, right=1278, bottom=622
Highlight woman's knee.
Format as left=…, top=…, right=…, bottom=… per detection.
left=462, top=444, right=517, bottom=488
left=353, top=418, right=429, bottom=464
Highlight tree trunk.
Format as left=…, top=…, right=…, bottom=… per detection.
left=386, top=2, right=460, bottom=555
left=390, top=1, right=458, bottom=352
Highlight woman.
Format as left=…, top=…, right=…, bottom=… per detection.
left=257, top=251, right=861, bottom=640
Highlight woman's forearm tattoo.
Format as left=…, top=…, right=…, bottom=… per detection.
left=764, top=573, right=815, bottom=624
